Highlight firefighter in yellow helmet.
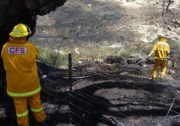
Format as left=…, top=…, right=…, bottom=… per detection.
left=1, top=23, right=47, bottom=126
left=149, top=36, right=170, bottom=80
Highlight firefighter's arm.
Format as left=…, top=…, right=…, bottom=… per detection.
left=166, top=45, right=170, bottom=60
left=29, top=42, right=39, bottom=59
left=35, top=46, right=39, bottom=59
left=167, top=45, right=170, bottom=56
left=148, top=51, right=153, bottom=57
left=149, top=43, right=157, bottom=57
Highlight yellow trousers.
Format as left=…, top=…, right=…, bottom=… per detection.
left=152, top=59, right=167, bottom=80
left=13, top=93, right=46, bottom=126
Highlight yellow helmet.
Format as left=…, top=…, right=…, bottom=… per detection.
left=159, top=36, right=167, bottom=42
left=9, top=23, right=29, bottom=37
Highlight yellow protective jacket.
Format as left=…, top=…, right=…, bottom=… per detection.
left=149, top=40, right=170, bottom=60
left=1, top=37, right=41, bottom=97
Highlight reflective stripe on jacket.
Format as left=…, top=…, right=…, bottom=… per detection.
left=1, top=37, right=41, bottom=97
left=149, top=40, right=170, bottom=60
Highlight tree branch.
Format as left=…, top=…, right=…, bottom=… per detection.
left=163, top=0, right=180, bottom=26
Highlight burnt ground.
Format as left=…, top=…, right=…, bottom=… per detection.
left=0, top=61, right=180, bottom=126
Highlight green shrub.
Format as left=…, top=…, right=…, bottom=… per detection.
left=37, top=42, right=149, bottom=68
left=38, top=47, right=68, bottom=68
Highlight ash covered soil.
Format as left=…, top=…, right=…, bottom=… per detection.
left=0, top=60, right=180, bottom=126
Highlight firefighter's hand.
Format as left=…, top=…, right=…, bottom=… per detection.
left=167, top=56, right=170, bottom=60
left=146, top=54, right=153, bottom=60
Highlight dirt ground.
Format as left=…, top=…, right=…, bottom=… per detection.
left=32, top=0, right=180, bottom=47
left=0, top=61, right=179, bottom=126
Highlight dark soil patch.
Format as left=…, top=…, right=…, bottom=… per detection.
left=0, top=61, right=180, bottom=126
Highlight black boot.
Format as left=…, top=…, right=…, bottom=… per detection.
left=39, top=115, right=50, bottom=126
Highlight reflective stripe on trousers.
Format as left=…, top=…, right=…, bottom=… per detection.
left=13, top=96, right=29, bottom=126
left=16, top=110, right=28, bottom=118
left=13, top=92, right=46, bottom=126
left=31, top=107, right=43, bottom=113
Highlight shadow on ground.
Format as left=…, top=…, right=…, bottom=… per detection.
left=0, top=61, right=180, bottom=126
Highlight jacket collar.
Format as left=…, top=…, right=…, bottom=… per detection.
left=8, top=37, right=27, bottom=44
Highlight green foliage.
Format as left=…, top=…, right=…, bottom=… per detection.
left=117, top=47, right=133, bottom=58
left=37, top=42, right=148, bottom=68
left=38, top=47, right=68, bottom=68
